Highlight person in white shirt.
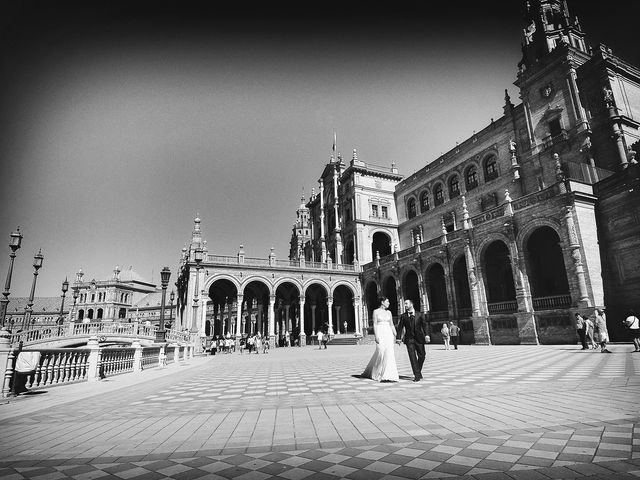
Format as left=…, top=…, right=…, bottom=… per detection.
left=624, top=309, right=640, bottom=352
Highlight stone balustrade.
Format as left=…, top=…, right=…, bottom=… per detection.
left=0, top=330, right=195, bottom=398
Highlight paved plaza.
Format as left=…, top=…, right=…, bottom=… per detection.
left=1, top=343, right=639, bottom=479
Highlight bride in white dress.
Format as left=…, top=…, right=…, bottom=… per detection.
left=362, top=296, right=399, bottom=382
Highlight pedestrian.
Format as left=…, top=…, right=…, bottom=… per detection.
left=624, top=309, right=640, bottom=352
left=285, top=330, right=290, bottom=347
left=594, top=309, right=611, bottom=353
left=448, top=321, right=460, bottom=349
left=321, top=323, right=329, bottom=349
left=584, top=315, right=597, bottom=349
left=316, top=329, right=323, bottom=350
left=575, top=313, right=587, bottom=349
left=211, top=336, right=218, bottom=355
left=440, top=323, right=450, bottom=350
left=247, top=334, right=254, bottom=354
left=12, top=348, right=41, bottom=396
left=255, top=333, right=262, bottom=354
left=396, top=299, right=430, bottom=382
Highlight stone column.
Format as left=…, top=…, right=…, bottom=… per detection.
left=299, top=296, right=306, bottom=346
left=335, top=305, right=342, bottom=332
left=311, top=302, right=317, bottom=335
left=256, top=302, right=263, bottom=335
left=268, top=295, right=276, bottom=347
left=284, top=304, right=291, bottom=332
left=564, top=206, right=591, bottom=307
left=354, top=297, right=362, bottom=336
left=235, top=294, right=243, bottom=338
left=327, top=297, right=334, bottom=334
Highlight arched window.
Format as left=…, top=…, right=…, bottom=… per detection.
left=449, top=175, right=460, bottom=199
left=407, top=198, right=417, bottom=218
left=466, top=166, right=478, bottom=190
left=434, top=184, right=444, bottom=206
left=484, top=155, right=498, bottom=181
left=97, top=308, right=103, bottom=319
left=420, top=191, right=430, bottom=213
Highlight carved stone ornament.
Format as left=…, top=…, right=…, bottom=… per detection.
left=540, top=82, right=554, bottom=99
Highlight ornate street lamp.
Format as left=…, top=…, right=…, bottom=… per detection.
left=58, top=277, right=69, bottom=325
left=0, top=227, right=23, bottom=329
left=22, top=249, right=44, bottom=329
left=191, top=246, right=204, bottom=334
left=169, top=290, right=175, bottom=329
left=155, top=267, right=171, bottom=343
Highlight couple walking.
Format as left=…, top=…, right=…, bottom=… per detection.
left=362, top=296, right=429, bottom=382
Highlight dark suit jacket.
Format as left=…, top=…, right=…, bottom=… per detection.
left=397, top=312, right=429, bottom=345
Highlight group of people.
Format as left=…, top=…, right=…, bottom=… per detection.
left=242, top=332, right=269, bottom=354
left=207, top=335, right=236, bottom=355
left=316, top=322, right=330, bottom=349
left=575, top=309, right=611, bottom=353
left=439, top=321, right=460, bottom=350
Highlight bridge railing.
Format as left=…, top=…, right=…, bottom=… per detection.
left=9, top=322, right=191, bottom=346
left=0, top=338, right=196, bottom=397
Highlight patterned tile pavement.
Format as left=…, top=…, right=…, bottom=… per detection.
left=1, top=343, right=639, bottom=479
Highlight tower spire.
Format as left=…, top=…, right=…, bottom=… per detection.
left=519, top=0, right=588, bottom=72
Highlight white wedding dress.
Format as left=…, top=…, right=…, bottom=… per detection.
left=362, top=311, right=399, bottom=382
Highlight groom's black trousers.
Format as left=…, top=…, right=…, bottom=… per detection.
left=405, top=341, right=425, bottom=378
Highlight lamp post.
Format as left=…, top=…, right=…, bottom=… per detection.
left=23, top=249, right=44, bottom=330
left=169, top=290, right=175, bottom=329
left=191, top=246, right=204, bottom=334
left=58, top=278, right=69, bottom=331
left=155, top=267, right=171, bottom=343
left=0, top=227, right=23, bottom=329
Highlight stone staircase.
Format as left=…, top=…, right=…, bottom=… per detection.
left=327, top=334, right=365, bottom=346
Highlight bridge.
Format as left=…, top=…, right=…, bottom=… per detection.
left=8, top=321, right=192, bottom=348
left=0, top=322, right=194, bottom=398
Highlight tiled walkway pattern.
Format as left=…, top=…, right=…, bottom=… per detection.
left=1, top=344, right=639, bottom=479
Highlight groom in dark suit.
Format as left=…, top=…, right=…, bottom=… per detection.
left=396, top=299, right=430, bottom=382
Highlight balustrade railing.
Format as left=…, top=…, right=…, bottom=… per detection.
left=426, top=311, right=450, bottom=321
left=9, top=322, right=190, bottom=346
left=19, top=349, right=90, bottom=391
left=488, top=300, right=518, bottom=314
left=142, top=347, right=161, bottom=369
left=1, top=342, right=194, bottom=397
left=100, top=347, right=135, bottom=377
left=532, top=294, right=571, bottom=310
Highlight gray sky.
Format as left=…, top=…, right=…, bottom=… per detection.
left=0, top=1, right=637, bottom=297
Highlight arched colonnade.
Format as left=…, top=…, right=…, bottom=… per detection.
left=198, top=275, right=362, bottom=344
left=363, top=225, right=572, bottom=337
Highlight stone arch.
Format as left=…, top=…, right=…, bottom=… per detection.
left=452, top=254, right=472, bottom=316
left=241, top=279, right=271, bottom=337
left=204, top=274, right=242, bottom=294
left=406, top=196, right=417, bottom=219
left=371, top=230, right=393, bottom=260
left=524, top=225, right=570, bottom=300
left=274, top=281, right=301, bottom=345
left=333, top=284, right=355, bottom=334
left=381, top=275, right=400, bottom=319
left=208, top=278, right=239, bottom=338
left=448, top=173, right=461, bottom=198
left=464, top=162, right=480, bottom=190
left=419, top=189, right=431, bottom=213
left=433, top=182, right=445, bottom=206
left=481, top=151, right=500, bottom=181
left=481, top=239, right=516, bottom=306
left=364, top=280, right=379, bottom=332
left=303, top=282, right=329, bottom=337
left=402, top=267, right=421, bottom=312
left=425, top=262, right=448, bottom=313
